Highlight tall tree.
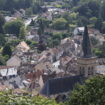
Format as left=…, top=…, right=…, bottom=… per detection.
left=0, top=14, right=5, bottom=33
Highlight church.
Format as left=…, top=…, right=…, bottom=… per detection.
left=40, top=26, right=98, bottom=100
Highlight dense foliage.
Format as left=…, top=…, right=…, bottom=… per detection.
left=4, top=19, right=24, bottom=37
left=0, top=91, right=59, bottom=105
left=65, top=75, right=105, bottom=105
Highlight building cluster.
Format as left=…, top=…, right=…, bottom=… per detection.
left=0, top=25, right=105, bottom=101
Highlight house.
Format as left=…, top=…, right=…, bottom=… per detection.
left=26, top=34, right=39, bottom=42
left=16, top=41, right=30, bottom=52
left=73, top=27, right=84, bottom=35
left=35, top=62, right=53, bottom=71
left=73, top=27, right=101, bottom=36
left=0, top=66, right=17, bottom=78
left=25, top=70, right=44, bottom=91
left=60, top=38, right=76, bottom=55
left=7, top=55, right=21, bottom=67
left=5, top=16, right=17, bottom=22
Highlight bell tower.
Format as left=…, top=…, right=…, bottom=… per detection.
left=77, top=26, right=97, bottom=77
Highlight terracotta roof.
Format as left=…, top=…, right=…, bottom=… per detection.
left=25, top=70, right=43, bottom=80
left=16, top=41, right=30, bottom=51
left=35, top=62, right=53, bottom=71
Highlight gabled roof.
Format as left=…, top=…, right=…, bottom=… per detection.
left=40, top=75, right=84, bottom=96
left=16, top=41, right=30, bottom=51
left=7, top=55, right=21, bottom=63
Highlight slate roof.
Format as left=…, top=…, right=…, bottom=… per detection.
left=40, top=75, right=84, bottom=96
left=82, top=26, right=92, bottom=58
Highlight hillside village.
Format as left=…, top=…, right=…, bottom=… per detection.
left=0, top=0, right=105, bottom=104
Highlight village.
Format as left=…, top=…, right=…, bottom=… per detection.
left=0, top=0, right=105, bottom=103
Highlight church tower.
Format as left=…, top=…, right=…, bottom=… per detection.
left=77, top=26, right=97, bottom=77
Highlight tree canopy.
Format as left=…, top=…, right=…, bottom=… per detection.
left=52, top=18, right=67, bottom=30
left=0, top=91, right=59, bottom=105
left=4, top=19, right=24, bottom=37
left=65, top=75, right=105, bottom=105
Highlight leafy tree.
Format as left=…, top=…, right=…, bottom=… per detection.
left=52, top=18, right=67, bottom=30
left=47, top=38, right=53, bottom=48
left=53, top=32, right=62, bottom=40
left=32, top=2, right=42, bottom=14
left=8, top=39, right=20, bottom=47
left=90, top=36, right=99, bottom=46
left=0, top=55, right=5, bottom=65
left=25, top=8, right=33, bottom=16
left=53, top=39, right=60, bottom=46
left=4, top=19, right=24, bottom=37
left=94, top=42, right=105, bottom=58
left=65, top=75, right=105, bottom=105
left=89, top=17, right=97, bottom=27
left=0, top=91, right=59, bottom=105
left=19, top=26, right=26, bottom=39
left=94, top=48, right=103, bottom=58
left=95, top=17, right=103, bottom=32
left=101, top=1, right=105, bottom=21
left=37, top=18, right=45, bottom=36
left=2, top=44, right=12, bottom=57
left=101, top=21, right=105, bottom=34
left=0, top=34, right=6, bottom=46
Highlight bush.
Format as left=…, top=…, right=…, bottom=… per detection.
left=52, top=18, right=67, bottom=30
left=0, top=91, right=59, bottom=105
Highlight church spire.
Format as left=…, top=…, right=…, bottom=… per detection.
left=82, top=26, right=92, bottom=58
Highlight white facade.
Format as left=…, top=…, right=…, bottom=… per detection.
left=96, top=65, right=105, bottom=75
left=73, top=27, right=84, bottom=35
left=0, top=67, right=17, bottom=77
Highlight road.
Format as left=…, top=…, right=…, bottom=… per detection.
left=24, top=15, right=38, bottom=27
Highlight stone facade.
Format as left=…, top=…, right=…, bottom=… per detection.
left=77, top=57, right=97, bottom=77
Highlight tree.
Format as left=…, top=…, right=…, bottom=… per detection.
left=4, top=19, right=24, bottom=37
left=53, top=39, right=60, bottom=46
left=19, top=26, right=26, bottom=39
left=2, top=44, right=12, bottom=57
left=65, top=75, right=105, bottom=105
left=25, top=7, right=33, bottom=16
left=0, top=14, right=5, bottom=33
left=0, top=34, right=6, bottom=46
left=95, top=17, right=103, bottom=32
left=101, top=1, right=105, bottom=21
left=0, top=91, right=59, bottom=105
left=0, top=55, right=5, bottom=65
left=53, top=32, right=62, bottom=40
left=52, top=18, right=67, bottom=30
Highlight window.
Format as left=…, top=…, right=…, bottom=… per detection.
left=88, top=67, right=93, bottom=75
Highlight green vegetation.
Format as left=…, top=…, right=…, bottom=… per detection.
left=0, top=91, right=59, bottom=105
left=4, top=19, right=25, bottom=37
left=94, top=42, right=105, bottom=58
left=0, top=0, right=44, bottom=14
left=65, top=75, right=105, bottom=105
left=2, top=44, right=12, bottom=57
left=52, top=18, right=67, bottom=30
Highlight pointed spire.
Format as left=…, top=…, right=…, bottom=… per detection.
left=82, top=26, right=92, bottom=58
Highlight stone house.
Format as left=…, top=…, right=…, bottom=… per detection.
left=7, top=55, right=21, bottom=67
left=0, top=66, right=17, bottom=79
